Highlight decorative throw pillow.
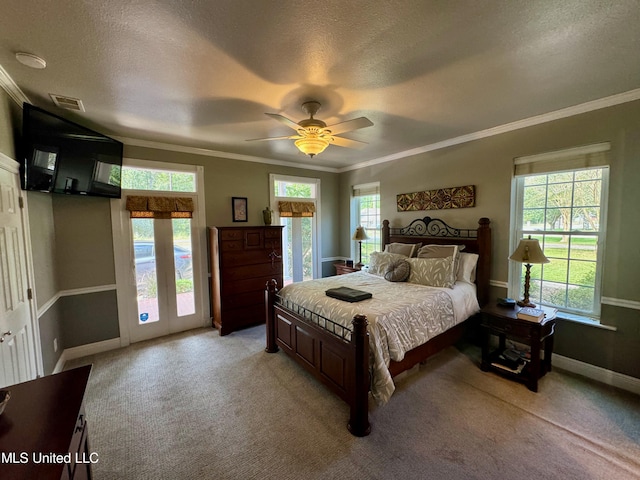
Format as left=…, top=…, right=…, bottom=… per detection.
left=384, top=259, right=411, bottom=282
left=384, top=242, right=422, bottom=258
left=406, top=257, right=455, bottom=288
left=367, top=252, right=408, bottom=276
left=417, top=244, right=465, bottom=283
left=456, top=252, right=479, bottom=284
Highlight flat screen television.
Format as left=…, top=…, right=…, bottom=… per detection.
left=20, top=103, right=123, bottom=198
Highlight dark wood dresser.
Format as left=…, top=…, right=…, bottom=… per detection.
left=0, top=365, right=93, bottom=480
left=209, top=226, right=284, bottom=335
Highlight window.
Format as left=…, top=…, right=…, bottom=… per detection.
left=511, top=143, right=610, bottom=318
left=122, top=166, right=196, bottom=192
left=352, top=183, right=380, bottom=265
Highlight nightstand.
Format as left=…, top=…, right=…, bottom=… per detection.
left=334, top=262, right=361, bottom=275
left=480, top=303, right=557, bottom=392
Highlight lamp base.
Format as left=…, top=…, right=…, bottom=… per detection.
left=517, top=300, right=537, bottom=308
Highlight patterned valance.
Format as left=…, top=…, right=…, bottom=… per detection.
left=126, top=196, right=194, bottom=219
left=278, top=201, right=316, bottom=217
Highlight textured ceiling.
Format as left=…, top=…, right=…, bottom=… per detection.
left=1, top=1, right=639, bottom=171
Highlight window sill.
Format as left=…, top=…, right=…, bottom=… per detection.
left=556, top=312, right=617, bottom=332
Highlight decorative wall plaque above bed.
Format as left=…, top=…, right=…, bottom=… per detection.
left=397, top=185, right=475, bottom=211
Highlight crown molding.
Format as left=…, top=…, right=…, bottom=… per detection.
left=339, top=88, right=640, bottom=173
left=0, top=64, right=30, bottom=106
left=114, top=136, right=340, bottom=173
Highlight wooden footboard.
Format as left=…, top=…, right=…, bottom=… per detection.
left=265, top=279, right=371, bottom=436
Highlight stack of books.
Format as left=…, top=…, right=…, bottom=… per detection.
left=491, top=348, right=530, bottom=374
left=517, top=307, right=545, bottom=322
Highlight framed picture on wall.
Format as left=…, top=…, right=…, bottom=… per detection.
left=232, top=197, right=248, bottom=222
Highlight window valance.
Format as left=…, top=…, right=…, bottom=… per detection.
left=278, top=201, right=316, bottom=217
left=126, top=195, right=194, bottom=219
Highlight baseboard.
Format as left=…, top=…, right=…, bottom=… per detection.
left=52, top=351, right=67, bottom=374
left=553, top=353, right=640, bottom=396
left=58, top=337, right=122, bottom=369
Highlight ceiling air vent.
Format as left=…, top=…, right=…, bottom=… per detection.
left=49, top=94, right=85, bottom=112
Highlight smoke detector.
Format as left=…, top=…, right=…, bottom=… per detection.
left=15, top=52, right=47, bottom=69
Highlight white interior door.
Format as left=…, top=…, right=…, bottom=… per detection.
left=0, top=159, right=38, bottom=387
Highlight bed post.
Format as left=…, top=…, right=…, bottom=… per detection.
left=265, top=279, right=279, bottom=353
left=382, top=219, right=390, bottom=250
left=476, top=217, right=491, bottom=307
left=348, top=314, right=371, bottom=437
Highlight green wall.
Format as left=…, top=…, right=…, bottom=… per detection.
left=3, top=84, right=638, bottom=382
left=340, top=99, right=640, bottom=379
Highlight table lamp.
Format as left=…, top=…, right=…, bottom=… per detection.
left=352, top=226, right=369, bottom=267
left=509, top=235, right=549, bottom=307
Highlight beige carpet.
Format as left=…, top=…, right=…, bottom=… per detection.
left=65, top=326, right=640, bottom=480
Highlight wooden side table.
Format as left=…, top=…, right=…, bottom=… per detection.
left=334, top=262, right=361, bottom=275
left=0, top=365, right=93, bottom=480
left=480, top=303, right=556, bottom=392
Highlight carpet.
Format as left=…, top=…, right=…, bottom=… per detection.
left=65, top=326, right=640, bottom=480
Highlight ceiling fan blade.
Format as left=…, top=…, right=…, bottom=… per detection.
left=265, top=113, right=301, bottom=131
left=246, top=134, right=300, bottom=142
left=329, top=136, right=369, bottom=149
left=325, top=117, right=373, bottom=135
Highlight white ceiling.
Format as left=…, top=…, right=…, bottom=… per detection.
left=1, top=1, right=639, bottom=172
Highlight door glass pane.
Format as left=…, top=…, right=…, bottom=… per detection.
left=281, top=218, right=293, bottom=285
left=173, top=218, right=194, bottom=317
left=301, top=217, right=313, bottom=281
left=132, top=218, right=159, bottom=324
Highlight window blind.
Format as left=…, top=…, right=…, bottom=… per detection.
left=514, top=142, right=610, bottom=177
left=352, top=182, right=380, bottom=197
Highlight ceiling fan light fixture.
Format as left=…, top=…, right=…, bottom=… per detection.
left=295, top=137, right=330, bottom=157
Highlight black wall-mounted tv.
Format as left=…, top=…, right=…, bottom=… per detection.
left=20, top=103, right=123, bottom=198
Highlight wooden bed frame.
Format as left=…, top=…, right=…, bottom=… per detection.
left=265, top=216, right=491, bottom=436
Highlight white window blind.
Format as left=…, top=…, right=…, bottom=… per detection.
left=514, top=142, right=610, bottom=176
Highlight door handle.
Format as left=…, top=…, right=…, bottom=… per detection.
left=0, top=331, right=12, bottom=343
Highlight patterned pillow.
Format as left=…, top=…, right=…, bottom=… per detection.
left=384, top=242, right=422, bottom=257
left=384, top=259, right=411, bottom=282
left=406, top=257, right=455, bottom=288
left=368, top=252, right=408, bottom=276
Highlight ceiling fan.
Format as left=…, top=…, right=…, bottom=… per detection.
left=247, top=101, right=373, bottom=157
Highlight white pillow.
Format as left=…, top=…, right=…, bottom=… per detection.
left=456, top=252, right=479, bottom=284
left=406, top=257, right=455, bottom=288
left=368, top=252, right=408, bottom=276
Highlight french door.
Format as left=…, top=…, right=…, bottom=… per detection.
left=127, top=214, right=202, bottom=342
left=281, top=216, right=314, bottom=283
left=112, top=161, right=207, bottom=345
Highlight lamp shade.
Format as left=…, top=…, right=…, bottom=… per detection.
left=294, top=137, right=330, bottom=157
left=509, top=236, right=550, bottom=264
left=352, top=226, right=369, bottom=241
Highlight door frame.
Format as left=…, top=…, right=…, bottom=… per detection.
left=0, top=152, right=43, bottom=378
left=111, top=158, right=208, bottom=347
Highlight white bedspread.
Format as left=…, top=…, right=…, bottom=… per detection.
left=277, top=271, right=480, bottom=404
